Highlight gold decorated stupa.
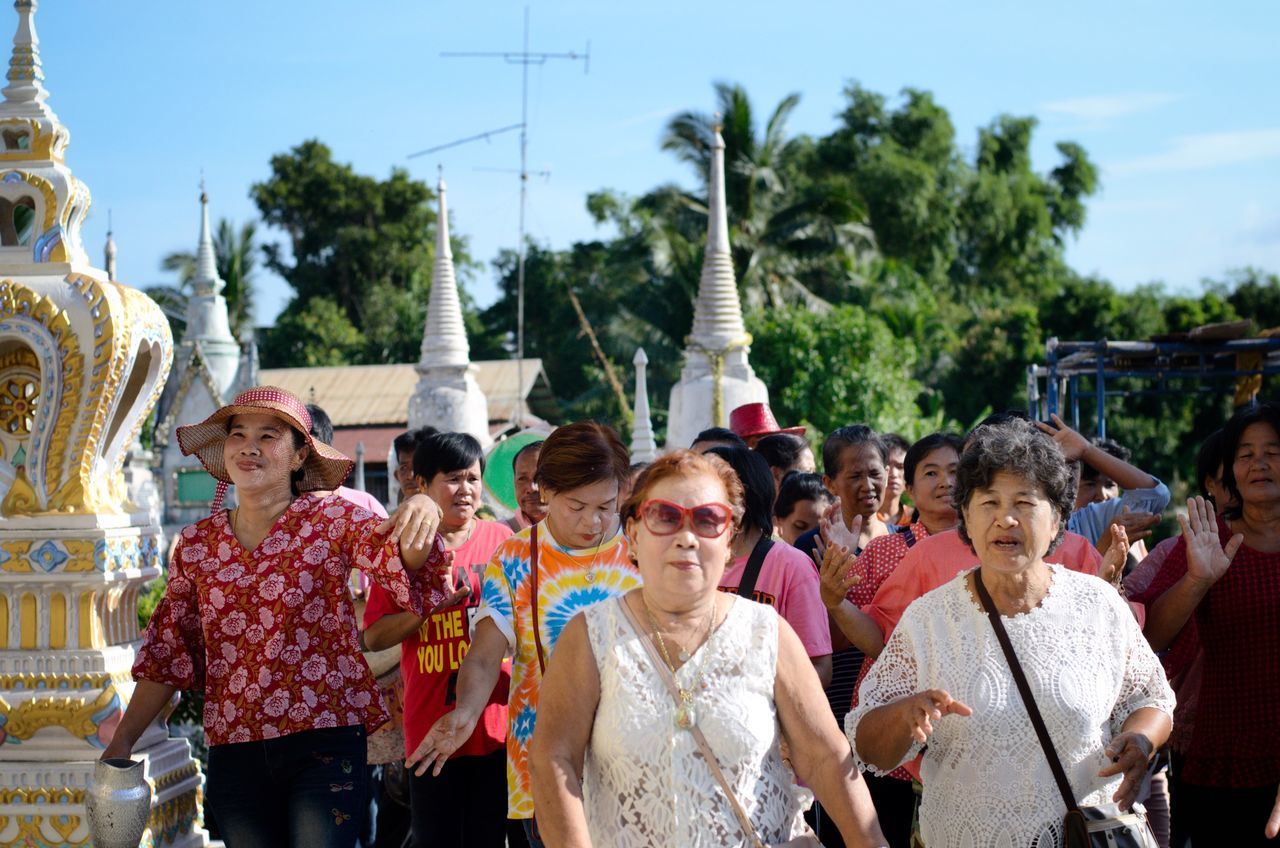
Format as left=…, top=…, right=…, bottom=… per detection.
left=0, top=1, right=206, bottom=845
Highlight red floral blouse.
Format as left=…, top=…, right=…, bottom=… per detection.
left=133, top=494, right=448, bottom=746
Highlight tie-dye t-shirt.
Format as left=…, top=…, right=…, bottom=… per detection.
left=473, top=520, right=639, bottom=819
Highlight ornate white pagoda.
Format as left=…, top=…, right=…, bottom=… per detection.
left=153, top=188, right=246, bottom=531
left=407, top=171, right=490, bottom=445
left=665, top=124, right=768, bottom=448
left=629, top=347, right=658, bottom=463
left=0, top=2, right=206, bottom=845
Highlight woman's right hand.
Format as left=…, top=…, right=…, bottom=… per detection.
left=1178, top=496, right=1243, bottom=588
left=900, top=689, right=972, bottom=744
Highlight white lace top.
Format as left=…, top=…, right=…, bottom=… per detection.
left=849, top=564, right=1174, bottom=848
left=582, top=596, right=808, bottom=847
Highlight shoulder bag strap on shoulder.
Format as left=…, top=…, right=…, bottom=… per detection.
left=737, top=536, right=775, bottom=600
left=616, top=597, right=767, bottom=848
left=972, top=571, right=1079, bottom=816
left=530, top=524, right=548, bottom=675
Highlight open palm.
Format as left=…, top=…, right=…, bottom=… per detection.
left=1177, top=496, right=1243, bottom=586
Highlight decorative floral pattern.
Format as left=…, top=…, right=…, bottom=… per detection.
left=133, top=494, right=447, bottom=746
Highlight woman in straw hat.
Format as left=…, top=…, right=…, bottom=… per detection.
left=102, top=387, right=451, bottom=848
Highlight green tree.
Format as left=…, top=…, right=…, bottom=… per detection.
left=746, top=305, right=928, bottom=436
left=258, top=296, right=365, bottom=367
left=251, top=139, right=475, bottom=366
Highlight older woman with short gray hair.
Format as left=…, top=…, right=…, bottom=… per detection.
left=849, top=419, right=1174, bottom=847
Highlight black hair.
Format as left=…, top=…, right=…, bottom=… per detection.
left=305, top=403, right=334, bottom=446
left=692, top=427, right=747, bottom=449
left=628, top=461, right=650, bottom=476
left=511, top=439, right=544, bottom=470
left=1080, top=438, right=1132, bottom=483
left=393, top=426, right=439, bottom=462
left=1195, top=429, right=1228, bottom=501
left=774, top=472, right=833, bottom=519
left=753, top=433, right=809, bottom=473
left=821, top=425, right=885, bottom=478
left=1220, top=400, right=1280, bottom=520
left=954, top=419, right=1075, bottom=556
left=904, top=433, right=965, bottom=486
left=706, top=445, right=776, bottom=537
left=881, top=432, right=911, bottom=456
left=414, top=432, right=485, bottom=483
left=967, top=409, right=1033, bottom=442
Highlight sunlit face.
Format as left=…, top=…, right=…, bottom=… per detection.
left=962, top=471, right=1060, bottom=575
left=906, top=446, right=959, bottom=526
left=223, top=413, right=307, bottom=496
left=394, top=449, right=421, bottom=498
left=513, top=448, right=546, bottom=522
left=824, top=444, right=887, bottom=523
left=544, top=477, right=620, bottom=549
left=422, top=461, right=483, bottom=531
left=775, top=495, right=830, bottom=546
left=627, top=472, right=734, bottom=605
left=883, top=448, right=906, bottom=503
left=1233, top=421, right=1280, bottom=507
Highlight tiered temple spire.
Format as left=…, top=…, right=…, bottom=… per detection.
left=688, top=124, right=749, bottom=351
left=418, top=170, right=470, bottom=369
left=630, top=347, right=658, bottom=462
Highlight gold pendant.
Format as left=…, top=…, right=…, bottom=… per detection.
left=675, top=703, right=696, bottom=730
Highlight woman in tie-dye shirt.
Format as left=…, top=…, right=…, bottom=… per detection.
left=406, top=422, right=638, bottom=847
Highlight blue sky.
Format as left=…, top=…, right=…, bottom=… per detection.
left=37, top=1, right=1280, bottom=325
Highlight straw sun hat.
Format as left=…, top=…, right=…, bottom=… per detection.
left=176, top=386, right=353, bottom=498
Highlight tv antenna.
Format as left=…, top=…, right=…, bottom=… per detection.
left=409, top=7, right=589, bottom=428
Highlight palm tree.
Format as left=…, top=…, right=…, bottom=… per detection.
left=152, top=219, right=258, bottom=339
left=659, top=83, right=876, bottom=311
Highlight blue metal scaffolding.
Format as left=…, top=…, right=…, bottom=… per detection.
left=1027, top=335, right=1280, bottom=438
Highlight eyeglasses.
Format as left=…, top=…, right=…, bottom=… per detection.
left=637, top=499, right=733, bottom=539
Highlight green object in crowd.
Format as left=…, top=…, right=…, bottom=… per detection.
left=484, top=430, right=549, bottom=512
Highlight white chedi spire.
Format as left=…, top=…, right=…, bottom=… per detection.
left=630, top=347, right=658, bottom=463
left=192, top=181, right=224, bottom=297
left=0, top=0, right=53, bottom=119
left=104, top=210, right=117, bottom=281
left=408, top=171, right=490, bottom=446
left=687, top=123, right=748, bottom=351
left=418, top=170, right=470, bottom=369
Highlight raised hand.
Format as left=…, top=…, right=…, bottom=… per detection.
left=1035, top=413, right=1091, bottom=461
left=818, top=541, right=861, bottom=610
left=1265, top=783, right=1280, bottom=838
left=1110, top=506, right=1159, bottom=545
left=820, top=506, right=863, bottom=554
left=1177, top=496, right=1243, bottom=588
left=901, top=689, right=972, bottom=744
left=1098, top=732, right=1154, bottom=811
left=1099, top=523, right=1130, bottom=587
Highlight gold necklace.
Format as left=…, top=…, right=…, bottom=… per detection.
left=642, top=598, right=717, bottom=729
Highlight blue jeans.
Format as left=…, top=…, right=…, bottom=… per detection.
left=522, top=817, right=545, bottom=848
left=206, top=725, right=369, bottom=848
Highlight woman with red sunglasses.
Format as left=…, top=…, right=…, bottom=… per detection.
left=529, top=450, right=887, bottom=847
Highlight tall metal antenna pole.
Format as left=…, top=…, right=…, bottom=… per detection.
left=434, top=7, right=589, bottom=428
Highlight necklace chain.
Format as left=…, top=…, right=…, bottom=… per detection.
left=642, top=597, right=717, bottom=729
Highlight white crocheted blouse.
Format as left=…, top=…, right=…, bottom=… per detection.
left=848, top=564, right=1174, bottom=848
left=582, top=596, right=809, bottom=847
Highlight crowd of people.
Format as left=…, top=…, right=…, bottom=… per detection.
left=106, top=387, right=1280, bottom=847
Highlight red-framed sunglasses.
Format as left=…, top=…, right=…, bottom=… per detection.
left=636, top=499, right=733, bottom=539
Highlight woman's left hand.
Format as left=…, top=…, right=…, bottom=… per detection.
left=1265, top=782, right=1280, bottom=838
left=1097, top=732, right=1154, bottom=810
left=377, top=493, right=444, bottom=552
left=1099, top=523, right=1130, bottom=586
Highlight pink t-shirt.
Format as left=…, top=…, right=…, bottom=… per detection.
left=862, top=528, right=1102, bottom=640
left=718, top=541, right=833, bottom=658
left=337, top=486, right=387, bottom=596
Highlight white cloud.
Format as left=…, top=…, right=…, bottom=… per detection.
left=1109, top=128, right=1280, bottom=175
left=1039, top=92, right=1177, bottom=123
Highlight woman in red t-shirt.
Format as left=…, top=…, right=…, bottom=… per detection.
left=363, top=432, right=514, bottom=848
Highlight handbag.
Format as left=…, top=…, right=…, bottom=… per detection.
left=971, top=573, right=1159, bottom=848
left=617, top=597, right=823, bottom=848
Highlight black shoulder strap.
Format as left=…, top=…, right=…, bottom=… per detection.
left=972, top=571, right=1079, bottom=815
left=737, top=536, right=774, bottom=600
left=901, top=526, right=917, bottom=549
